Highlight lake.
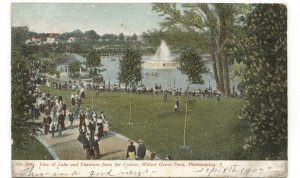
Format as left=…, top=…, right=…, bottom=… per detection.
left=100, top=55, right=229, bottom=91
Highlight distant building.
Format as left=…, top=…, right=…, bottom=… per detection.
left=68, top=37, right=77, bottom=43
left=25, top=36, right=42, bottom=45
left=46, top=37, right=56, bottom=44
left=46, top=33, right=58, bottom=44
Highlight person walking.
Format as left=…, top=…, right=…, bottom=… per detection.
left=83, top=135, right=91, bottom=159
left=163, top=91, right=167, bottom=102
left=71, top=93, right=75, bottom=108
left=58, top=124, right=62, bottom=136
left=137, top=139, right=146, bottom=160
left=126, top=140, right=136, bottom=160
left=50, top=122, right=55, bottom=138
left=174, top=98, right=180, bottom=112
left=68, top=112, right=75, bottom=128
left=85, top=105, right=92, bottom=121
left=42, top=115, right=48, bottom=135
left=62, top=100, right=67, bottom=117
left=52, top=104, right=57, bottom=123
left=79, top=110, right=86, bottom=128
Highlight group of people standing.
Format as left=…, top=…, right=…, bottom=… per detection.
left=37, top=92, right=68, bottom=137
left=126, top=139, right=160, bottom=160
left=126, top=139, right=147, bottom=160
left=76, top=104, right=109, bottom=159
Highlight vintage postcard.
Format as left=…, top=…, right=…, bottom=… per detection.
left=11, top=2, right=287, bottom=177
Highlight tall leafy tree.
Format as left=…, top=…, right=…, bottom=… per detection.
left=152, top=3, right=249, bottom=96
left=234, top=4, right=287, bottom=159
left=11, top=52, right=42, bottom=150
left=86, top=49, right=106, bottom=77
left=84, top=30, right=100, bottom=40
left=118, top=48, right=143, bottom=87
left=178, top=48, right=208, bottom=84
left=118, top=33, right=125, bottom=41
left=11, top=26, right=30, bottom=49
left=68, top=61, right=81, bottom=78
left=131, top=33, right=138, bottom=41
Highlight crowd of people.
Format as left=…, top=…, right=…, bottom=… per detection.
left=47, top=79, right=242, bottom=98
left=76, top=106, right=109, bottom=159
left=32, top=91, right=68, bottom=137
left=32, top=73, right=238, bottom=161
left=30, top=78, right=184, bottom=161
left=32, top=86, right=109, bottom=159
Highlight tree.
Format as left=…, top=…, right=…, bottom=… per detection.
left=118, top=33, right=125, bottom=41
left=233, top=4, right=287, bottom=159
left=71, top=29, right=84, bottom=39
left=47, top=62, right=60, bottom=78
left=152, top=3, right=250, bottom=96
left=86, top=49, right=106, bottom=77
left=131, top=33, right=138, bottom=41
left=101, top=34, right=118, bottom=41
left=84, top=30, right=100, bottom=40
left=118, top=48, right=143, bottom=87
left=11, top=26, right=29, bottom=49
left=11, top=52, right=42, bottom=150
left=68, top=61, right=81, bottom=78
left=178, top=48, right=208, bottom=84
left=142, top=28, right=211, bottom=52
left=181, top=95, right=195, bottom=148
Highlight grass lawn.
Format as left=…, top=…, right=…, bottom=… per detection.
left=12, top=136, right=53, bottom=160
left=40, top=86, right=257, bottom=160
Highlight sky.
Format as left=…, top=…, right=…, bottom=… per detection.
left=11, top=3, right=164, bottom=35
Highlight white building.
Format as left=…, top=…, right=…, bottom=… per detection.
left=25, top=37, right=41, bottom=45
left=46, top=37, right=57, bottom=44
left=68, top=37, right=77, bottom=43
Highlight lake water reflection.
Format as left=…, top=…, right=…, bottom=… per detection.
left=101, top=55, right=219, bottom=90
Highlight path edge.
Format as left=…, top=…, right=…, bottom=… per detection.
left=108, top=131, right=160, bottom=160
left=35, top=135, right=60, bottom=160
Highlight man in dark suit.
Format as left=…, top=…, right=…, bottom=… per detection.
left=137, top=139, right=146, bottom=160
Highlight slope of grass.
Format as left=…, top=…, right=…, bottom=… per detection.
left=40, top=86, right=256, bottom=160
left=12, top=136, right=53, bottom=160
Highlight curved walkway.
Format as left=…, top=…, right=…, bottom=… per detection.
left=36, top=119, right=155, bottom=160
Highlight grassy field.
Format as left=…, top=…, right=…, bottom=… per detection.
left=40, top=86, right=256, bottom=160
left=12, top=136, right=53, bottom=160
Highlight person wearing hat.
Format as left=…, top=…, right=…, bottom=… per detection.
left=68, top=111, right=75, bottom=128
left=85, top=105, right=92, bottom=121
left=100, top=111, right=106, bottom=123
left=71, top=93, right=75, bottom=108
left=126, top=140, right=136, bottom=160
left=150, top=152, right=157, bottom=160
left=79, top=110, right=86, bottom=128
left=62, top=100, right=67, bottom=117
left=96, top=118, right=104, bottom=137
left=88, top=120, right=96, bottom=139
left=50, top=122, right=55, bottom=138
left=92, top=113, right=97, bottom=122
left=137, top=139, right=146, bottom=160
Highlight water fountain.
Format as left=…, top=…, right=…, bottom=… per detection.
left=143, top=40, right=178, bottom=69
